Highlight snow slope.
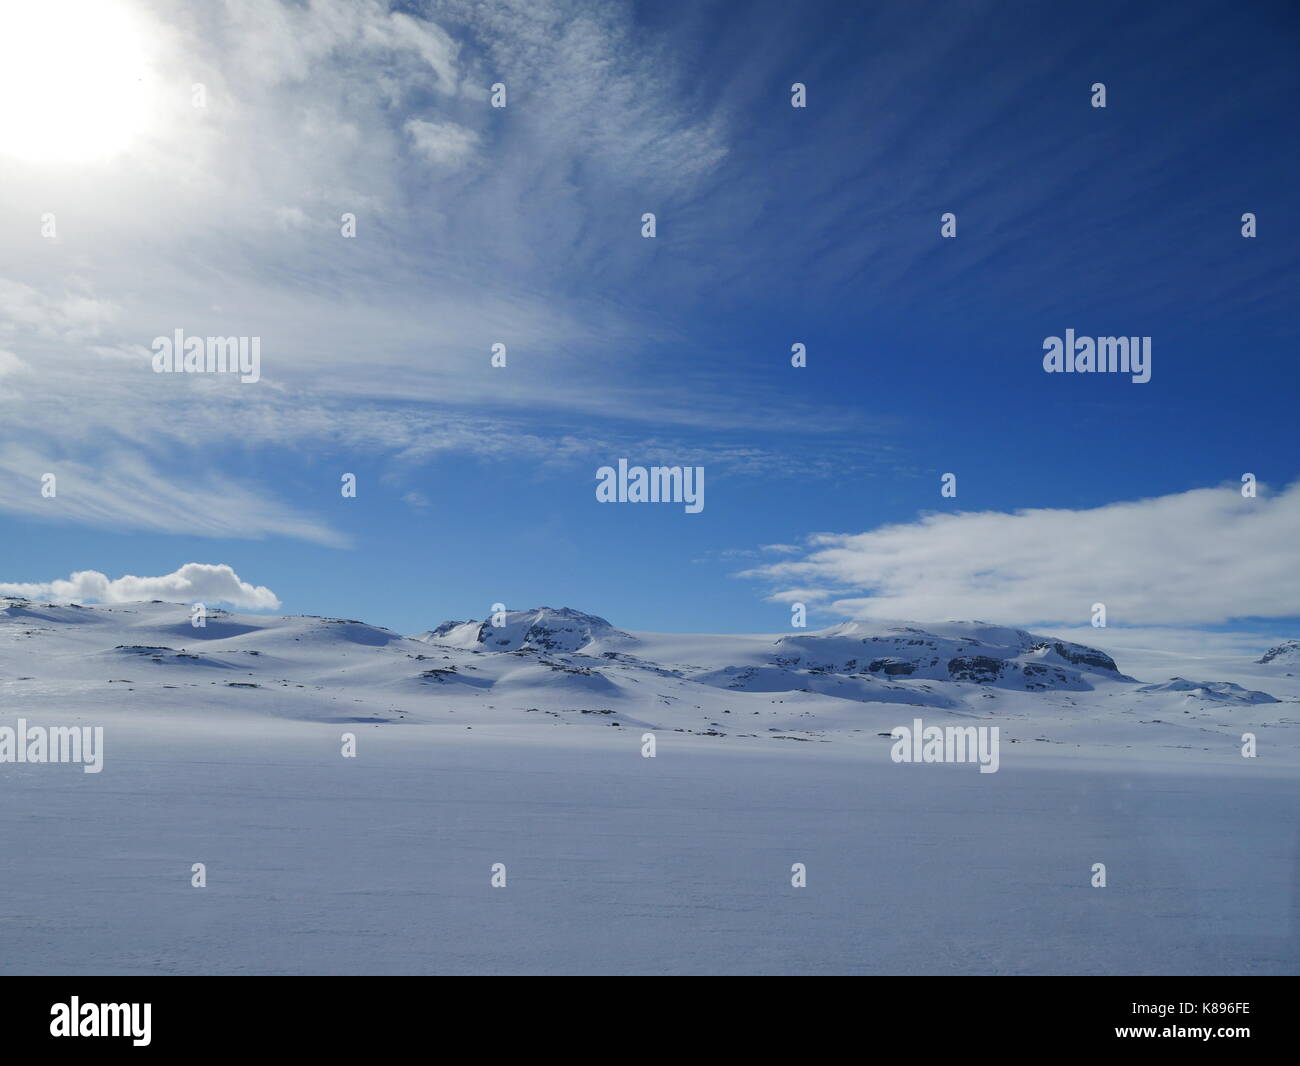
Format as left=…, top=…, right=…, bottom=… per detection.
left=1, top=598, right=1296, bottom=974
left=5, top=598, right=1297, bottom=753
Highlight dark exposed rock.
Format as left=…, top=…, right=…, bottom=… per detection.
left=868, top=657, right=917, bottom=676
left=947, top=656, right=1005, bottom=683
left=1034, top=641, right=1119, bottom=672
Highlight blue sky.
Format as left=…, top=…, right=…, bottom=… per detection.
left=0, top=0, right=1297, bottom=638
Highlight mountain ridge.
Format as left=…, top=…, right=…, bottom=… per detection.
left=2, top=599, right=1293, bottom=743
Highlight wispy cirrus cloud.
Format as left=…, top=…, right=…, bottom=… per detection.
left=0, top=445, right=346, bottom=546
left=0, top=0, right=783, bottom=548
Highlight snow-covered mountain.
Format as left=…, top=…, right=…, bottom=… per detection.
left=1134, top=677, right=1279, bottom=705
left=761, top=620, right=1133, bottom=690
left=1257, top=639, right=1300, bottom=668
left=414, top=606, right=633, bottom=653
left=2, top=597, right=1293, bottom=749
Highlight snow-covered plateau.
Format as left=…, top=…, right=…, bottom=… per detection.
left=1, top=600, right=1296, bottom=974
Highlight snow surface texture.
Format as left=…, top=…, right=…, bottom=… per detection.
left=1, top=599, right=1297, bottom=974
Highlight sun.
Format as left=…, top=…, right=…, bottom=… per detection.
left=0, top=0, right=154, bottom=164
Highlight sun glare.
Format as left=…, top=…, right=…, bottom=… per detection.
left=0, top=0, right=153, bottom=164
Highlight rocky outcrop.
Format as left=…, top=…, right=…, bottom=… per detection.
left=1257, top=640, right=1300, bottom=666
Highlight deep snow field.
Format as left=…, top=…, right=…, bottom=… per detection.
left=1, top=600, right=1296, bottom=974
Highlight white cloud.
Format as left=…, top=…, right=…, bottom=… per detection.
left=0, top=562, right=280, bottom=609
left=745, top=482, right=1300, bottom=626
left=405, top=118, right=480, bottom=168
left=0, top=279, right=121, bottom=341
left=762, top=587, right=836, bottom=605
